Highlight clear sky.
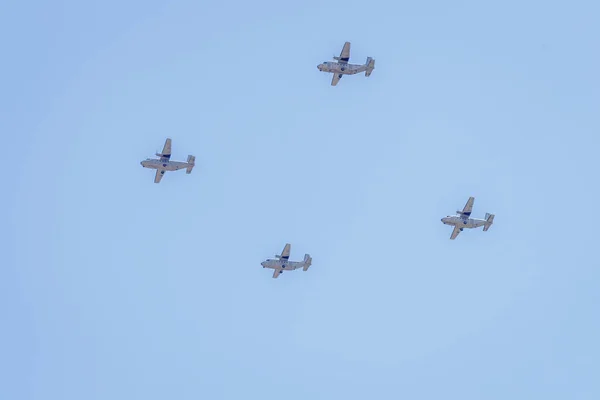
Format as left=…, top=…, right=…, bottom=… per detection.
left=3, top=0, right=600, bottom=399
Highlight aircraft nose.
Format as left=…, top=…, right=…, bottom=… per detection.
left=317, top=64, right=323, bottom=70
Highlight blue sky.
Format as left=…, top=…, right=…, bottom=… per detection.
left=3, top=0, right=600, bottom=398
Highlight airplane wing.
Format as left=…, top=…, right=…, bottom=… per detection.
left=331, top=73, right=342, bottom=86
left=339, top=42, right=350, bottom=62
left=461, top=197, right=475, bottom=217
left=272, top=269, right=281, bottom=279
left=160, top=138, right=172, bottom=161
left=280, top=243, right=291, bottom=260
left=154, top=170, right=164, bottom=183
left=450, top=226, right=461, bottom=240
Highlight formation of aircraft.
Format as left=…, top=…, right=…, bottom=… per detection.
left=137, top=46, right=497, bottom=279
left=317, top=42, right=375, bottom=86
left=441, top=197, right=495, bottom=240
left=261, top=243, right=312, bottom=279
left=140, top=138, right=195, bottom=183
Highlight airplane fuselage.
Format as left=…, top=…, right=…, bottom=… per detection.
left=261, top=259, right=306, bottom=272
left=140, top=158, right=189, bottom=171
left=441, top=216, right=487, bottom=229
left=317, top=61, right=367, bottom=75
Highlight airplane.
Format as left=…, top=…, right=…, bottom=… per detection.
left=140, top=138, right=195, bottom=183
left=441, top=197, right=495, bottom=240
left=317, top=41, right=375, bottom=86
left=261, top=243, right=312, bottom=279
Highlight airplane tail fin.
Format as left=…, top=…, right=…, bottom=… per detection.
left=365, top=57, right=375, bottom=77
left=186, top=155, right=195, bottom=174
left=302, top=254, right=312, bottom=271
left=483, top=213, right=495, bottom=231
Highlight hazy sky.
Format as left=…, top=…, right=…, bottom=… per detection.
left=3, top=0, right=600, bottom=399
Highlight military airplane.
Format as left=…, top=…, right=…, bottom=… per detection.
left=261, top=243, right=312, bottom=279
left=140, top=138, right=195, bottom=183
left=441, top=197, right=495, bottom=240
left=317, top=41, right=375, bottom=86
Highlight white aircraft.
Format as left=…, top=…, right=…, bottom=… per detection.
left=317, top=42, right=375, bottom=86
left=261, top=243, right=312, bottom=279
left=140, top=138, right=195, bottom=183
left=441, top=197, right=495, bottom=240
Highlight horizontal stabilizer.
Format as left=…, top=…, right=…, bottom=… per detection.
left=483, top=213, right=495, bottom=231
left=186, top=155, right=195, bottom=174
left=303, top=254, right=312, bottom=271
left=365, top=57, right=375, bottom=77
